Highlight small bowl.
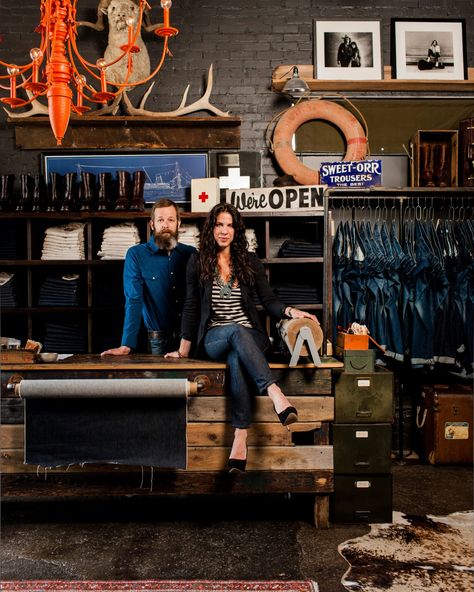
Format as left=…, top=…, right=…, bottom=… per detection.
left=39, top=352, right=59, bottom=363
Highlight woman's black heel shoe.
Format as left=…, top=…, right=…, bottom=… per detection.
left=228, top=446, right=247, bottom=473
left=228, top=458, right=247, bottom=473
left=274, top=405, right=298, bottom=427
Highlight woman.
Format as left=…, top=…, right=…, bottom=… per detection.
left=428, top=40, right=441, bottom=67
left=165, top=203, right=319, bottom=473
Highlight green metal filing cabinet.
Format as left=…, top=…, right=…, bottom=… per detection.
left=332, top=366, right=394, bottom=523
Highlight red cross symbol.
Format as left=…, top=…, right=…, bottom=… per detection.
left=199, top=191, right=209, bottom=203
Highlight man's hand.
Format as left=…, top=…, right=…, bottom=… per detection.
left=101, top=345, right=131, bottom=356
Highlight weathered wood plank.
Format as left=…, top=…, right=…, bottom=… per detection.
left=1, top=445, right=333, bottom=472
left=1, top=471, right=334, bottom=497
left=1, top=422, right=325, bottom=449
left=314, top=494, right=330, bottom=529
left=188, top=396, right=334, bottom=422
left=11, top=116, right=242, bottom=150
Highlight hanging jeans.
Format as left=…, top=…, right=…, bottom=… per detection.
left=204, top=324, right=274, bottom=428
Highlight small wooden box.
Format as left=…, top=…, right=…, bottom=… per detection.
left=0, top=349, right=37, bottom=364
left=336, top=332, right=369, bottom=351
left=410, top=130, right=458, bottom=188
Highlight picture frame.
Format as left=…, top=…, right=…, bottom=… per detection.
left=391, top=18, right=467, bottom=80
left=42, top=151, right=209, bottom=207
left=313, top=20, right=382, bottom=80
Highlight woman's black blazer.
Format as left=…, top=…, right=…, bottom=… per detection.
left=180, top=252, right=288, bottom=355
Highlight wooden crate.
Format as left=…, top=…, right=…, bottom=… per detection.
left=410, top=130, right=458, bottom=187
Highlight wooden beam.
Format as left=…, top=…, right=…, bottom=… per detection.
left=1, top=445, right=333, bottom=472
left=10, top=116, right=241, bottom=150
left=1, top=471, right=334, bottom=497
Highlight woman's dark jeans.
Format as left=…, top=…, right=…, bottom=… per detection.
left=204, top=324, right=275, bottom=428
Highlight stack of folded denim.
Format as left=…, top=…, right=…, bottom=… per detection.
left=0, top=271, right=17, bottom=307
left=44, top=320, right=87, bottom=353
left=246, top=228, right=258, bottom=253
left=278, top=240, right=323, bottom=257
left=97, top=223, right=140, bottom=259
left=38, top=274, right=80, bottom=307
left=41, top=223, right=85, bottom=260
left=274, top=283, right=320, bottom=304
left=179, top=224, right=200, bottom=250
left=0, top=223, right=21, bottom=259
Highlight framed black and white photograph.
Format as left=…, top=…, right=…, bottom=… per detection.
left=391, top=18, right=467, bottom=80
left=313, top=20, right=382, bottom=80
left=42, top=152, right=208, bottom=207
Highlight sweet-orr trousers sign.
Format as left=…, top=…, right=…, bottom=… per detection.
left=225, top=186, right=325, bottom=212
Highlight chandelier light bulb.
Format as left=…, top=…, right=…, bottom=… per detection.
left=161, top=0, right=172, bottom=9
left=29, top=47, right=43, bottom=61
left=125, top=16, right=135, bottom=27
left=75, top=74, right=87, bottom=86
left=7, top=66, right=19, bottom=76
left=96, top=58, right=107, bottom=69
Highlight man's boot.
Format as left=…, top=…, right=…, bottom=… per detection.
left=434, top=144, right=449, bottom=187
left=115, top=170, right=131, bottom=211
left=61, top=172, right=77, bottom=211
left=46, top=172, right=62, bottom=212
left=130, top=171, right=145, bottom=211
left=79, top=172, right=96, bottom=211
left=31, top=174, right=46, bottom=212
left=420, top=144, right=435, bottom=187
left=97, top=172, right=112, bottom=211
left=0, top=174, right=15, bottom=212
left=17, top=174, right=33, bottom=212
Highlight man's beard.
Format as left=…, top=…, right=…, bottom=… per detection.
left=154, top=230, right=178, bottom=251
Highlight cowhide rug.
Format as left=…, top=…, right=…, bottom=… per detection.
left=339, top=511, right=474, bottom=592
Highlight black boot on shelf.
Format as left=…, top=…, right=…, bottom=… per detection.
left=0, top=174, right=15, bottom=212
left=79, top=172, right=96, bottom=211
left=61, top=172, right=77, bottom=212
left=31, top=174, right=46, bottom=212
left=115, top=170, right=131, bottom=211
left=97, top=172, right=112, bottom=211
left=47, top=172, right=63, bottom=212
left=17, top=174, right=33, bottom=212
left=130, top=170, right=145, bottom=211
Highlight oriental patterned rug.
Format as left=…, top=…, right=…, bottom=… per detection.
left=0, top=581, right=319, bottom=592
left=339, top=511, right=474, bottom=592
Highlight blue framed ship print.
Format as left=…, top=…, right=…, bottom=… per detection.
left=42, top=152, right=208, bottom=207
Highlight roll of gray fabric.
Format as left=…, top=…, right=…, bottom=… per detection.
left=18, top=378, right=191, bottom=398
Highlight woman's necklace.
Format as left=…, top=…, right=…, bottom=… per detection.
left=214, top=266, right=235, bottom=298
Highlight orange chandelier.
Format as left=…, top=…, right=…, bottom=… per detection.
left=0, top=0, right=178, bottom=145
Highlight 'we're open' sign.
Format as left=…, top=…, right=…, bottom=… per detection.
left=225, top=186, right=325, bottom=213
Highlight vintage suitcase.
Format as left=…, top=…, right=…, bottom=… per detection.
left=332, top=474, right=392, bottom=523
left=333, top=423, right=392, bottom=474
left=334, top=370, right=393, bottom=423
left=420, top=384, right=473, bottom=465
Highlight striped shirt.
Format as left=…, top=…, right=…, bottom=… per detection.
left=209, top=279, right=252, bottom=329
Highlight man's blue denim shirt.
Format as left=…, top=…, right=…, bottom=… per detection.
left=121, top=235, right=196, bottom=350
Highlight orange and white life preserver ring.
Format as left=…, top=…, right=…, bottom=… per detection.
left=272, top=99, right=368, bottom=185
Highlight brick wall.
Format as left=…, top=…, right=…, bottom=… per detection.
left=0, top=0, right=472, bottom=185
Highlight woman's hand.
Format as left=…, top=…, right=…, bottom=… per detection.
left=164, top=350, right=184, bottom=359
left=164, top=338, right=192, bottom=359
left=285, top=306, right=320, bottom=324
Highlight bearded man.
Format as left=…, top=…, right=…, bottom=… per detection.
left=101, top=199, right=196, bottom=356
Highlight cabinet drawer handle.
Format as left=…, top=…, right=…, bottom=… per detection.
left=356, top=410, right=372, bottom=417
left=354, top=461, right=370, bottom=467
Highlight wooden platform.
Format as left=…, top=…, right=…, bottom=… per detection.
left=0, top=355, right=341, bottom=527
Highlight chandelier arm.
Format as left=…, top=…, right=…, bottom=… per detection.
left=68, top=38, right=101, bottom=82
left=69, top=28, right=130, bottom=73
left=112, top=37, right=169, bottom=90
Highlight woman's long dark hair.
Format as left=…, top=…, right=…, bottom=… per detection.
left=199, top=203, right=255, bottom=286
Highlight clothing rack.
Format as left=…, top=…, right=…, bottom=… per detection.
left=327, top=189, right=474, bottom=464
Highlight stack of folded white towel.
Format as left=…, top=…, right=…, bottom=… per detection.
left=41, top=223, right=86, bottom=260
left=179, top=224, right=200, bottom=250
left=97, top=223, right=141, bottom=259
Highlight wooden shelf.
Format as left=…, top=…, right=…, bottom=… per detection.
left=272, top=65, right=474, bottom=93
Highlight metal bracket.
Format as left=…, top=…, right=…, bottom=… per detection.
left=289, top=326, right=321, bottom=367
